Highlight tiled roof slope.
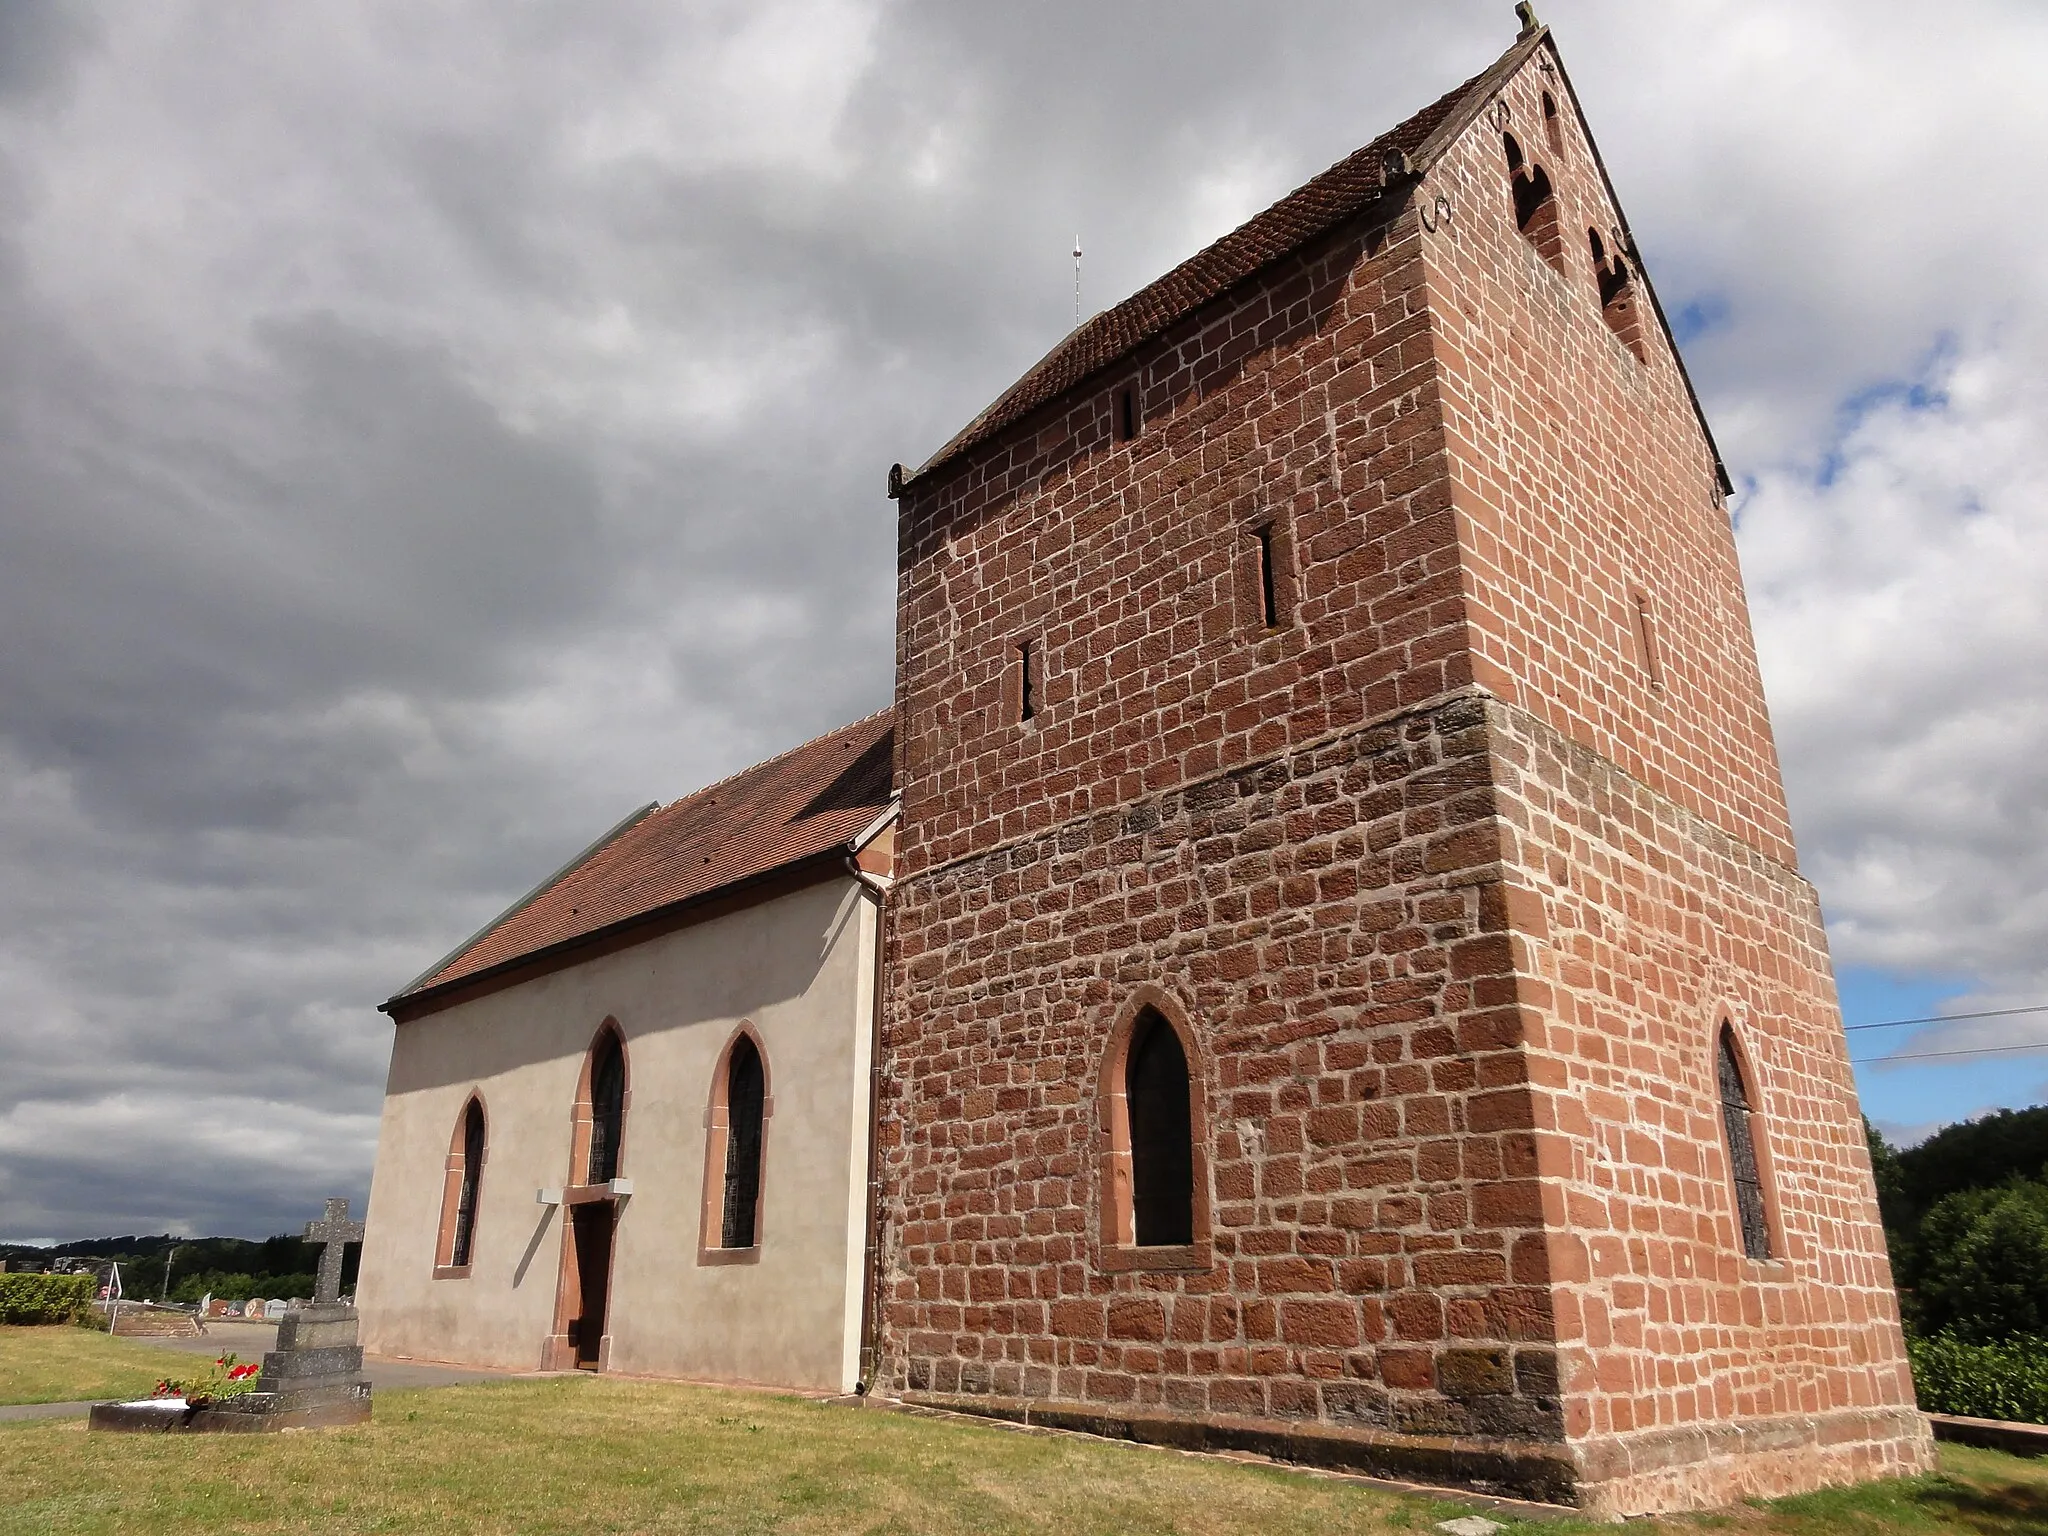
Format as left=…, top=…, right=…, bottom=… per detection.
left=901, top=29, right=1546, bottom=491
left=389, top=709, right=894, bottom=1007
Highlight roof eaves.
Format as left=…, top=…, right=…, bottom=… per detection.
left=390, top=800, right=659, bottom=1001
left=380, top=844, right=850, bottom=1021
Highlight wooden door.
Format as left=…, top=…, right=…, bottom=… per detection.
left=569, top=1202, right=614, bottom=1369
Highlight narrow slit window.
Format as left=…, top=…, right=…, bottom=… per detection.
left=1718, top=1029, right=1772, bottom=1260
left=720, top=1036, right=765, bottom=1249
left=1114, top=385, right=1139, bottom=443
left=1542, top=90, right=1564, bottom=156
left=1127, top=1012, right=1194, bottom=1247
left=451, top=1098, right=485, bottom=1267
left=1255, top=525, right=1279, bottom=629
left=1631, top=590, right=1663, bottom=689
left=1018, top=640, right=1036, bottom=722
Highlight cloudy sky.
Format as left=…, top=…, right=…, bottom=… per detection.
left=1, top=0, right=2043, bottom=1242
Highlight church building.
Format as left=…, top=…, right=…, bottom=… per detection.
left=357, top=14, right=1932, bottom=1516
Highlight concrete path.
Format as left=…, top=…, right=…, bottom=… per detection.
left=1, top=1320, right=522, bottom=1424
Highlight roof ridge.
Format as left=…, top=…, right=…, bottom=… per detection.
left=897, top=29, right=1540, bottom=492
left=661, top=704, right=893, bottom=812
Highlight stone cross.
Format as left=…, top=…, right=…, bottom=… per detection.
left=304, top=1196, right=365, bottom=1304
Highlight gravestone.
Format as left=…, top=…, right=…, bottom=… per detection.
left=90, top=1197, right=372, bottom=1433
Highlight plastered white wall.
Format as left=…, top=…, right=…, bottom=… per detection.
left=356, top=874, right=877, bottom=1391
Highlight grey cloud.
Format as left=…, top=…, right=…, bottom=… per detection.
left=2, top=0, right=2045, bottom=1239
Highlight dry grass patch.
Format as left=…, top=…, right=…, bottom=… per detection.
left=0, top=1325, right=181, bottom=1406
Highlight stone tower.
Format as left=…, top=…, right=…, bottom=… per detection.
left=878, top=18, right=1931, bottom=1517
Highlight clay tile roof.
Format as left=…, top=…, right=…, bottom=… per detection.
left=901, top=30, right=1546, bottom=492
left=388, top=708, right=895, bottom=1010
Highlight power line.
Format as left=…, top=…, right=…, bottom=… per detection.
left=1853, top=1041, right=2048, bottom=1065
left=1843, top=1003, right=2048, bottom=1032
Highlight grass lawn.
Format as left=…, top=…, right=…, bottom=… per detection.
left=0, top=1325, right=185, bottom=1406
left=0, top=1377, right=2047, bottom=1536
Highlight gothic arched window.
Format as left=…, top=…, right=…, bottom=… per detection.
left=1503, top=132, right=1565, bottom=275
left=721, top=1036, right=766, bottom=1249
left=1589, top=227, right=1645, bottom=360
left=700, top=1027, right=773, bottom=1262
left=435, top=1093, right=487, bottom=1276
left=1127, top=1009, right=1195, bottom=1247
left=586, top=1029, right=626, bottom=1185
left=1718, top=1027, right=1772, bottom=1260
left=452, top=1097, right=486, bottom=1267
left=1098, top=994, right=1210, bottom=1270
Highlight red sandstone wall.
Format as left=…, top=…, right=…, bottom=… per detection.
left=885, top=207, right=1567, bottom=1439
left=1420, top=56, right=1796, bottom=869
left=1489, top=701, right=1927, bottom=1511
left=882, top=36, right=1930, bottom=1513
left=1414, top=52, right=1927, bottom=1510
left=893, top=211, right=1466, bottom=882
left=881, top=697, right=1563, bottom=1438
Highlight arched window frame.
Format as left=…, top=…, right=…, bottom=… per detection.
left=699, top=1023, right=775, bottom=1265
left=1588, top=226, right=1647, bottom=362
left=1096, top=987, right=1212, bottom=1274
left=1713, top=1018, right=1783, bottom=1264
left=570, top=1018, right=631, bottom=1191
left=433, top=1092, right=487, bottom=1279
left=1502, top=131, right=1566, bottom=276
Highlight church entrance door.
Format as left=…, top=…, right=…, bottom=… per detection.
left=568, top=1201, right=614, bottom=1370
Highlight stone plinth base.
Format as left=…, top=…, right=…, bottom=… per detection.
left=88, top=1386, right=371, bottom=1434
left=91, top=1300, right=373, bottom=1435
left=900, top=1393, right=1937, bottom=1515
left=1570, top=1406, right=1935, bottom=1518
left=900, top=1392, right=1580, bottom=1506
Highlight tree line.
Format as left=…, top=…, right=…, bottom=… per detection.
left=0, top=1232, right=356, bottom=1304
left=1870, top=1105, right=2048, bottom=1341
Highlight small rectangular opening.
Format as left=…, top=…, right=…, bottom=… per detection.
left=1114, top=386, right=1138, bottom=443
left=1632, top=590, right=1664, bottom=689
left=1254, top=525, right=1279, bottom=629
left=1018, top=640, right=1036, bottom=722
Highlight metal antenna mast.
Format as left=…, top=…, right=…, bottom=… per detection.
left=1073, top=236, right=1083, bottom=326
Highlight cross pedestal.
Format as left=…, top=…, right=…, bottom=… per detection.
left=91, top=1196, right=373, bottom=1433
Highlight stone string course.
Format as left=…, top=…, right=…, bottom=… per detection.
left=880, top=36, right=1929, bottom=1517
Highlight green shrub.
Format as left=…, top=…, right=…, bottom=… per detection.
left=0, top=1272, right=97, bottom=1325
left=1909, top=1330, right=2048, bottom=1424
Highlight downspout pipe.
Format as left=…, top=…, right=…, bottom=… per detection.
left=842, top=800, right=896, bottom=1394
left=847, top=850, right=890, bottom=1395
